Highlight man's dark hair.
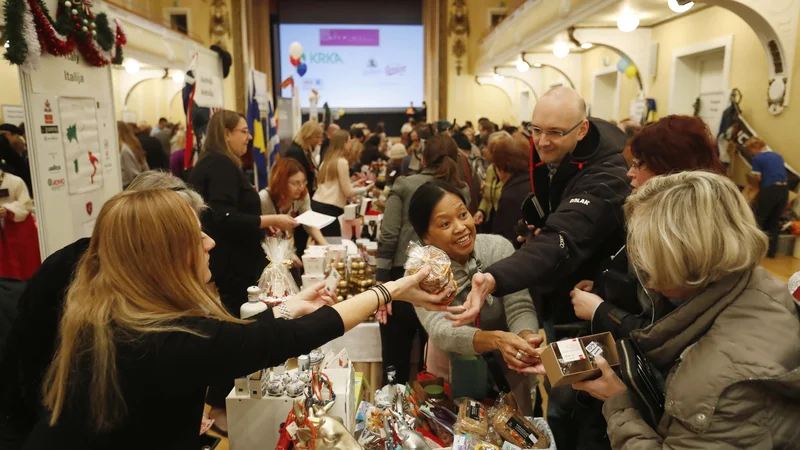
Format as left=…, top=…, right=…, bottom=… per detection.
left=0, top=124, right=24, bottom=135
left=158, top=118, right=168, bottom=125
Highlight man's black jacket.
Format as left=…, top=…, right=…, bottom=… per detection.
left=485, top=118, right=632, bottom=324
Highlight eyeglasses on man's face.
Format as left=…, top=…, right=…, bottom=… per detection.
left=530, top=119, right=585, bottom=138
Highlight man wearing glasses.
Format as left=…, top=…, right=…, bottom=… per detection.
left=447, top=86, right=631, bottom=450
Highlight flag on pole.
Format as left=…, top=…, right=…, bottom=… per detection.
left=247, top=73, right=268, bottom=190
left=267, top=95, right=280, bottom=177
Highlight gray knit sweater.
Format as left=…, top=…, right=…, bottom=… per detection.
left=414, top=234, right=539, bottom=355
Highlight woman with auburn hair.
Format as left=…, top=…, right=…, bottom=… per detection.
left=116, top=121, right=149, bottom=188
left=489, top=133, right=532, bottom=248
left=24, top=188, right=449, bottom=448
left=570, top=115, right=727, bottom=340
left=312, top=129, right=369, bottom=237
left=259, top=158, right=327, bottom=258
left=286, top=120, right=324, bottom=196
left=564, top=171, right=800, bottom=449
left=188, top=110, right=299, bottom=428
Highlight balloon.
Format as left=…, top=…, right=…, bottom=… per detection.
left=338, top=109, right=345, bottom=117
left=297, top=62, right=307, bottom=77
left=289, top=56, right=300, bottom=67
left=616, top=58, right=630, bottom=73
left=289, top=42, right=303, bottom=59
left=625, top=65, right=638, bottom=79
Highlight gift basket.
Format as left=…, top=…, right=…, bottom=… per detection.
left=404, top=242, right=458, bottom=306
left=258, top=238, right=300, bottom=305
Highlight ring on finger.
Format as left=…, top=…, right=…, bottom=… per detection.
left=515, top=350, right=523, bottom=360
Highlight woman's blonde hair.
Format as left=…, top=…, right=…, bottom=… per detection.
left=293, top=120, right=323, bottom=152
left=625, top=171, right=767, bottom=290
left=318, top=130, right=351, bottom=184
left=202, top=110, right=245, bottom=167
left=116, top=121, right=146, bottom=166
left=43, top=189, right=245, bottom=431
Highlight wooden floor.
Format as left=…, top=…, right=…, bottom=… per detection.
left=206, top=257, right=798, bottom=449
left=762, top=255, right=799, bottom=282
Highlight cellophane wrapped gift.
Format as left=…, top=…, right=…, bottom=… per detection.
left=258, top=238, right=300, bottom=304
left=404, top=242, right=457, bottom=305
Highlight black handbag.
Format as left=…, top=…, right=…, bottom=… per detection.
left=615, top=338, right=665, bottom=428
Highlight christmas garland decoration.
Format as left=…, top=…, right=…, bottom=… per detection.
left=4, top=0, right=127, bottom=70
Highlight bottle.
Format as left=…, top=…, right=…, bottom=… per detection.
left=241, top=286, right=267, bottom=319
left=386, top=365, right=397, bottom=385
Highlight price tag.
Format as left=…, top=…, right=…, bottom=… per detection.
left=556, top=338, right=586, bottom=363
left=324, top=268, right=341, bottom=294
left=286, top=421, right=298, bottom=438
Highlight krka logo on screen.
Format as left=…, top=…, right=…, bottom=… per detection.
left=308, top=53, right=344, bottom=64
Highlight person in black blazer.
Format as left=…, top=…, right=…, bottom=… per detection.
left=490, top=133, right=532, bottom=248
left=285, top=120, right=323, bottom=196
left=23, top=188, right=448, bottom=450
left=188, top=110, right=299, bottom=428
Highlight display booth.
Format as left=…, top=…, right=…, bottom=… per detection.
left=12, top=0, right=125, bottom=259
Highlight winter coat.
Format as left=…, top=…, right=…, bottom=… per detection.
left=491, top=171, right=531, bottom=248
left=603, top=267, right=800, bottom=449
left=485, top=118, right=631, bottom=324
left=589, top=246, right=675, bottom=340
left=477, top=165, right=503, bottom=222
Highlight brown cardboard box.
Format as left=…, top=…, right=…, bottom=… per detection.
left=541, top=332, right=619, bottom=387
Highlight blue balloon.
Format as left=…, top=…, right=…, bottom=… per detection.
left=617, top=58, right=630, bottom=73
left=297, top=62, right=307, bottom=77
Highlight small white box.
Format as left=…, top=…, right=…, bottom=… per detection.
left=247, top=370, right=268, bottom=399
left=234, top=377, right=250, bottom=397
left=328, top=245, right=347, bottom=262
left=343, top=204, right=360, bottom=220
left=302, top=254, right=326, bottom=275
left=302, top=273, right=326, bottom=289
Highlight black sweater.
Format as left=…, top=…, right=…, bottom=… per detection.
left=0, top=238, right=90, bottom=434
left=188, top=152, right=266, bottom=310
left=22, top=306, right=345, bottom=449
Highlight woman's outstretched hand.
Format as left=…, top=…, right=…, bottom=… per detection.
left=386, top=266, right=451, bottom=311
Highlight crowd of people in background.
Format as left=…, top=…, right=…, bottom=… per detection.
left=0, top=84, right=798, bottom=449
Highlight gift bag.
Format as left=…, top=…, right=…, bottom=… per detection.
left=258, top=238, right=300, bottom=302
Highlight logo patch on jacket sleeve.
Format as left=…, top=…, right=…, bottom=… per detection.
left=569, top=198, right=591, bottom=206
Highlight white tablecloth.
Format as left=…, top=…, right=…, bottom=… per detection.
left=322, top=321, right=382, bottom=362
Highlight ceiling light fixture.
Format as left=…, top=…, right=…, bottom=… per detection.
left=668, top=0, right=694, bottom=13
left=581, top=42, right=593, bottom=49
left=553, top=41, right=570, bottom=59
left=493, top=73, right=504, bottom=81
left=617, top=9, right=640, bottom=32
left=516, top=60, right=530, bottom=72
left=171, top=70, right=185, bottom=84
left=124, top=59, right=140, bottom=74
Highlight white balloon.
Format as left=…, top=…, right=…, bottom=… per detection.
left=289, top=42, right=303, bottom=59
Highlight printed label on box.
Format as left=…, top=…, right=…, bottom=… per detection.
left=556, top=338, right=586, bottom=362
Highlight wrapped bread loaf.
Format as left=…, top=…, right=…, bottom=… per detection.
left=404, top=242, right=457, bottom=305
